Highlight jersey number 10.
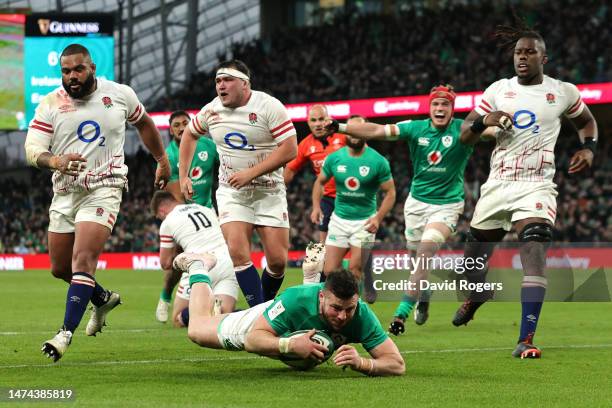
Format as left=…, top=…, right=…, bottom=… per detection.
left=188, top=211, right=212, bottom=231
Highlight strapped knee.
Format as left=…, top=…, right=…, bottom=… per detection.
left=518, top=223, right=553, bottom=243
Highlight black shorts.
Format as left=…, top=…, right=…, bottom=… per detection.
left=318, top=195, right=335, bottom=232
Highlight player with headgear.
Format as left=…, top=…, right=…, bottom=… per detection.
left=325, top=84, right=496, bottom=336
left=178, top=60, right=298, bottom=308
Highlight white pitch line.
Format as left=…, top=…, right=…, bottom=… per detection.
left=0, top=328, right=164, bottom=336
left=1, top=344, right=611, bottom=370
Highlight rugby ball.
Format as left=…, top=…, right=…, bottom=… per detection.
left=279, top=330, right=335, bottom=371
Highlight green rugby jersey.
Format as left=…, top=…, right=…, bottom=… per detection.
left=166, top=137, right=218, bottom=208
left=322, top=146, right=392, bottom=220
left=264, top=283, right=388, bottom=352
left=396, top=118, right=472, bottom=205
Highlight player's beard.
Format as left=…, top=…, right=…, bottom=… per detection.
left=63, top=72, right=95, bottom=99
left=346, top=138, right=365, bottom=151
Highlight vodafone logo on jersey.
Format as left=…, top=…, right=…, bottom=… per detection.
left=345, top=177, right=360, bottom=191
left=190, top=166, right=203, bottom=180
left=427, top=151, right=443, bottom=165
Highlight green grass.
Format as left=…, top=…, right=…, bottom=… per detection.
left=1, top=268, right=611, bottom=407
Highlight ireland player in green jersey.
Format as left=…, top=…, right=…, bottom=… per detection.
left=325, top=85, right=496, bottom=335
left=156, top=110, right=219, bottom=323
left=186, top=267, right=405, bottom=376
left=312, top=115, right=396, bottom=289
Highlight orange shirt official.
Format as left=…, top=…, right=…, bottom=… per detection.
left=286, top=133, right=346, bottom=197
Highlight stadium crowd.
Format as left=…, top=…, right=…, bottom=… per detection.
left=2, top=2, right=611, bottom=254
left=1, top=129, right=610, bottom=254
left=152, top=1, right=611, bottom=111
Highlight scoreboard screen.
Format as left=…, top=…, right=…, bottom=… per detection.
left=0, top=14, right=25, bottom=130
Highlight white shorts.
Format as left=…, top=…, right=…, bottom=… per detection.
left=217, top=300, right=273, bottom=351
left=404, top=195, right=464, bottom=248
left=326, top=213, right=375, bottom=249
left=216, top=186, right=289, bottom=228
left=471, top=179, right=558, bottom=231
left=48, top=187, right=122, bottom=233
left=180, top=249, right=239, bottom=300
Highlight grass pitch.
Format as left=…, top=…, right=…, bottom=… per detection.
left=1, top=268, right=611, bottom=407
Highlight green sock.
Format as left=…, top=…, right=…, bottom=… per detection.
left=189, top=274, right=211, bottom=287
left=160, top=288, right=172, bottom=303
left=393, top=294, right=417, bottom=319
left=341, top=259, right=349, bottom=269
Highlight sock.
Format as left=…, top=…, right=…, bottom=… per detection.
left=180, top=308, right=190, bottom=326
left=160, top=288, right=172, bottom=303
left=393, top=294, right=417, bottom=319
left=188, top=260, right=212, bottom=287
left=341, top=258, right=350, bottom=269
left=234, top=263, right=263, bottom=307
left=519, top=276, right=547, bottom=343
left=90, top=282, right=110, bottom=307
left=463, top=232, right=497, bottom=302
left=261, top=268, right=284, bottom=301
left=63, top=272, right=96, bottom=332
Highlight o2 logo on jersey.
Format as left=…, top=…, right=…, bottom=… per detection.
left=513, top=110, right=540, bottom=134
left=77, top=120, right=106, bottom=146
left=345, top=177, right=360, bottom=191
left=198, top=151, right=209, bottom=161
left=224, top=132, right=254, bottom=151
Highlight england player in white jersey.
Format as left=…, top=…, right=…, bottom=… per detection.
left=178, top=60, right=297, bottom=308
left=151, top=191, right=238, bottom=327
left=453, top=28, right=598, bottom=359
left=25, top=44, right=171, bottom=362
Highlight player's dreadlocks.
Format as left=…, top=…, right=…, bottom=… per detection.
left=493, top=11, right=545, bottom=53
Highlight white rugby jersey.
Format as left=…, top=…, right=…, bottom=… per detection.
left=475, top=75, right=585, bottom=182
left=26, top=78, right=145, bottom=194
left=159, top=204, right=229, bottom=255
left=188, top=90, right=296, bottom=190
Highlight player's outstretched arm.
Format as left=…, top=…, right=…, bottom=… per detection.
left=134, top=113, right=171, bottom=189
left=568, top=106, right=598, bottom=174
left=325, top=119, right=398, bottom=141
left=245, top=317, right=327, bottom=361
left=333, top=339, right=405, bottom=376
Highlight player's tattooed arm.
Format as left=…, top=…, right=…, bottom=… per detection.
left=568, top=106, right=598, bottom=174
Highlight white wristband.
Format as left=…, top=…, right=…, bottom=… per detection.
left=279, top=338, right=291, bottom=354
left=338, top=123, right=348, bottom=133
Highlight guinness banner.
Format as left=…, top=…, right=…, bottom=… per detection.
left=26, top=13, right=114, bottom=37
